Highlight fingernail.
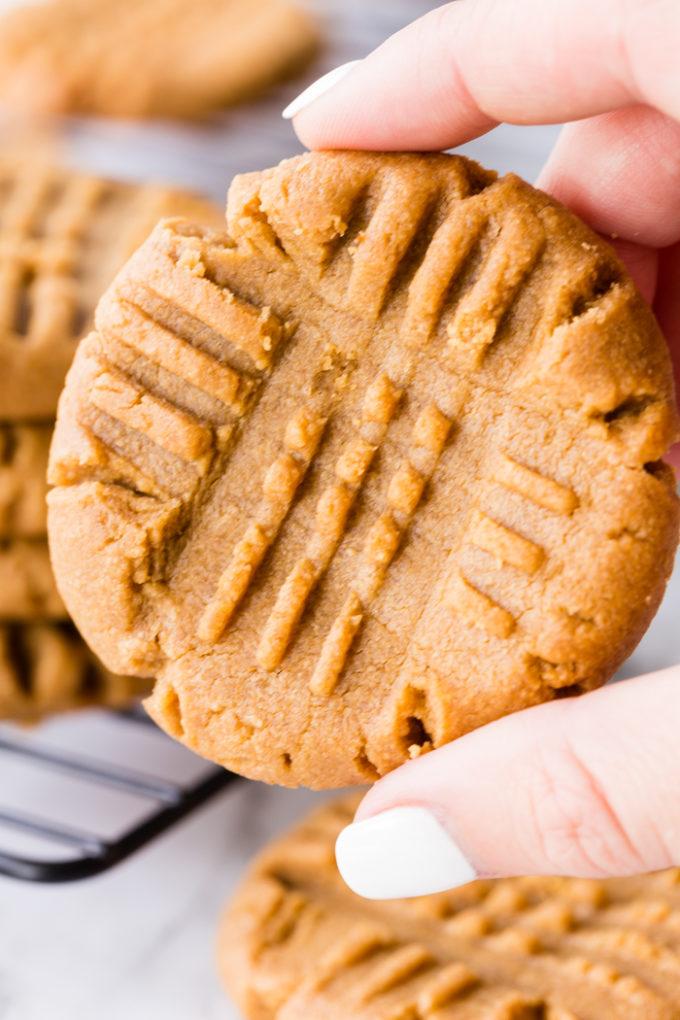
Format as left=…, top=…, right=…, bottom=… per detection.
left=335, top=806, right=477, bottom=900
left=282, top=61, right=360, bottom=120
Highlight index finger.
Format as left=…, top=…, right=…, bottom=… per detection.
left=292, top=0, right=680, bottom=151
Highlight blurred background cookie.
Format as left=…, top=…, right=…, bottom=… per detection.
left=0, top=147, right=222, bottom=418
left=0, top=621, right=149, bottom=721
left=220, top=794, right=680, bottom=1020
left=0, top=0, right=318, bottom=120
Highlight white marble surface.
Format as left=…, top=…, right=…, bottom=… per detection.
left=0, top=1, right=678, bottom=1017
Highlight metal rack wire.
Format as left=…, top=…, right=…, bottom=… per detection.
left=0, top=707, right=235, bottom=882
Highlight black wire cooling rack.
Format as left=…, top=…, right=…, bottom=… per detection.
left=0, top=706, right=235, bottom=883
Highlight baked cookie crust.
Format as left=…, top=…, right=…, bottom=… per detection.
left=48, top=152, right=680, bottom=788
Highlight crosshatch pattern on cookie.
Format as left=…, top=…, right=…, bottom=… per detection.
left=48, top=152, right=680, bottom=788
left=0, top=156, right=221, bottom=419
left=219, top=796, right=680, bottom=1020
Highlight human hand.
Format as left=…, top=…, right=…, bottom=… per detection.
left=283, top=0, right=680, bottom=898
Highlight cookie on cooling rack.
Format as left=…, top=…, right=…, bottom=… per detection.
left=219, top=795, right=680, bottom=1020
left=0, top=153, right=221, bottom=419
left=0, top=0, right=318, bottom=119
left=48, top=151, right=680, bottom=788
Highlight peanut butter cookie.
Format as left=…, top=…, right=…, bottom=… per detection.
left=219, top=795, right=680, bottom=1020
left=48, top=152, right=680, bottom=788
left=0, top=0, right=318, bottom=119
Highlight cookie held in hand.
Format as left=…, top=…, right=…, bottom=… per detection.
left=219, top=795, right=680, bottom=1020
left=48, top=152, right=680, bottom=788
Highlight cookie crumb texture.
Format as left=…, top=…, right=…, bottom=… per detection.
left=0, top=153, right=222, bottom=419
left=0, top=0, right=318, bottom=119
left=48, top=152, right=680, bottom=788
left=219, top=796, right=680, bottom=1020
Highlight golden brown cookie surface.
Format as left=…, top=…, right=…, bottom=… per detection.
left=0, top=0, right=318, bottom=119
left=219, top=795, right=680, bottom=1020
left=0, top=154, right=221, bottom=418
left=48, top=152, right=680, bottom=788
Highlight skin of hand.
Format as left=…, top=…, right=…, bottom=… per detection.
left=285, top=0, right=680, bottom=900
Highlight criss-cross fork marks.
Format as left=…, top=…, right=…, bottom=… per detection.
left=254, top=373, right=403, bottom=672
left=464, top=508, right=544, bottom=574
left=0, top=170, right=113, bottom=343
left=48, top=152, right=680, bottom=789
left=400, top=196, right=545, bottom=370
left=74, top=223, right=287, bottom=502
left=445, top=453, right=579, bottom=640
left=308, top=402, right=452, bottom=697
left=198, top=405, right=327, bottom=645
left=0, top=158, right=222, bottom=420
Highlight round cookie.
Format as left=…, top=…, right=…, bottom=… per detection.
left=0, top=152, right=223, bottom=419
left=48, top=152, right=680, bottom=788
left=219, top=795, right=680, bottom=1020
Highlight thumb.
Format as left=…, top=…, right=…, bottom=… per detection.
left=335, top=667, right=680, bottom=899
left=289, top=0, right=680, bottom=152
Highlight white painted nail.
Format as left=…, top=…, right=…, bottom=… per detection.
left=282, top=61, right=361, bottom=120
left=335, top=806, right=477, bottom=900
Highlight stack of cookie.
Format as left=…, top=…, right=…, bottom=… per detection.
left=0, top=148, right=222, bottom=721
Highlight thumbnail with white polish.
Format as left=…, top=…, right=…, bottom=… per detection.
left=335, top=805, right=477, bottom=900
left=282, top=60, right=360, bottom=119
